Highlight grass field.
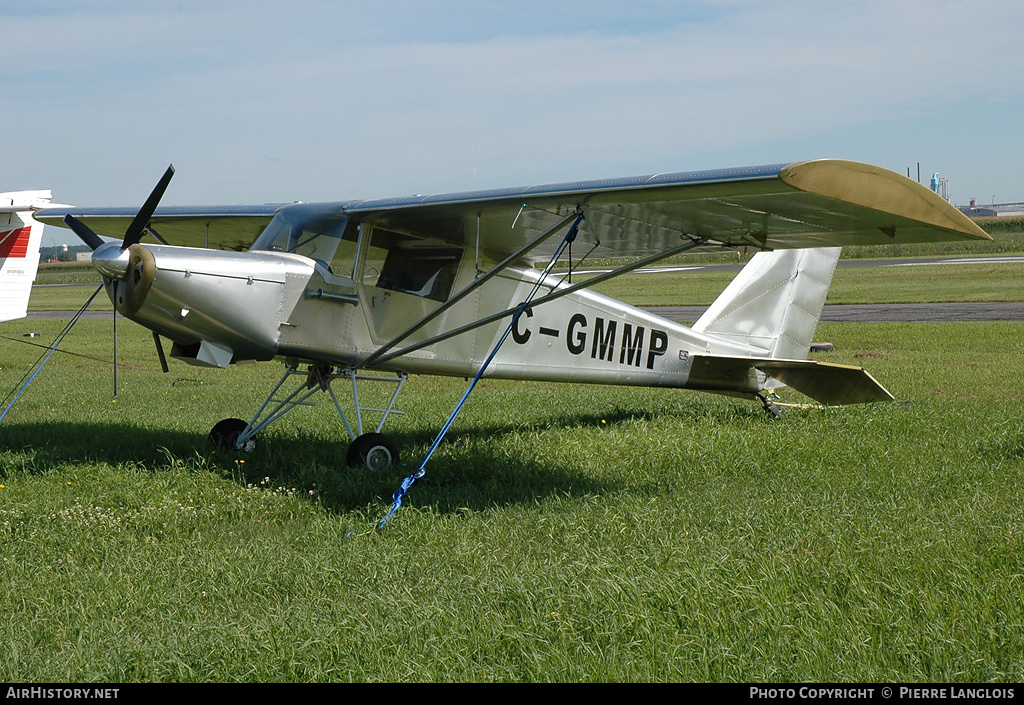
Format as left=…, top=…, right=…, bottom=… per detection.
left=2, top=240, right=1023, bottom=682
left=592, top=260, right=1024, bottom=306
left=1, top=315, right=1023, bottom=681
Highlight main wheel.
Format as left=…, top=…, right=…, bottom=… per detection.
left=346, top=432, right=399, bottom=471
left=210, top=417, right=256, bottom=452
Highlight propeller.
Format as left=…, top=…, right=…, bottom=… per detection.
left=63, top=165, right=177, bottom=395
left=64, top=164, right=175, bottom=254
left=63, top=216, right=105, bottom=251
left=122, top=164, right=175, bottom=250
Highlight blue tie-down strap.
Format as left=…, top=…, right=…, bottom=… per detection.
left=377, top=213, right=583, bottom=530
left=378, top=470, right=424, bottom=529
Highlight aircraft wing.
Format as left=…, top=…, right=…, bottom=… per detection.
left=344, top=159, right=989, bottom=263
left=34, top=204, right=281, bottom=251
left=34, top=159, right=988, bottom=257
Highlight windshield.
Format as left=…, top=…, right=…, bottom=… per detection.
left=250, top=205, right=358, bottom=278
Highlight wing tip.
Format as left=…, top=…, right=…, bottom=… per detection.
left=780, top=159, right=991, bottom=242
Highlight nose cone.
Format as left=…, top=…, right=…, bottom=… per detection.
left=97, top=243, right=156, bottom=318
left=92, top=241, right=130, bottom=279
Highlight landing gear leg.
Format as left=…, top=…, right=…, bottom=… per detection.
left=209, top=361, right=408, bottom=468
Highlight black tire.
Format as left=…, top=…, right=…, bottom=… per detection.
left=346, top=432, right=399, bottom=471
left=210, top=417, right=256, bottom=452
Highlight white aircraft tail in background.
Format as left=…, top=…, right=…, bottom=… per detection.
left=1, top=190, right=53, bottom=323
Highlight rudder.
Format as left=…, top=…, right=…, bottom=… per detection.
left=692, top=247, right=840, bottom=360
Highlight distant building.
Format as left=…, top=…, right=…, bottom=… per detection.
left=959, top=199, right=1024, bottom=218
left=922, top=170, right=1022, bottom=218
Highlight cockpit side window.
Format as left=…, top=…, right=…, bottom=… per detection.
left=364, top=228, right=462, bottom=302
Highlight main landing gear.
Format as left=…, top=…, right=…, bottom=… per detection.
left=209, top=361, right=408, bottom=471
left=346, top=432, right=399, bottom=472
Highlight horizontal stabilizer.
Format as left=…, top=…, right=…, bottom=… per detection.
left=754, top=359, right=894, bottom=405
left=687, top=355, right=894, bottom=405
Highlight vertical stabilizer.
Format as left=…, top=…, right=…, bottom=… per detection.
left=1, top=190, right=52, bottom=323
left=692, top=247, right=840, bottom=360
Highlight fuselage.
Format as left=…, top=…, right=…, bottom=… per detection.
left=96, top=233, right=772, bottom=395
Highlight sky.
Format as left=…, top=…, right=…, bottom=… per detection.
left=3, top=0, right=1022, bottom=245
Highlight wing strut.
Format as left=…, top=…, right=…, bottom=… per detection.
left=378, top=213, right=585, bottom=530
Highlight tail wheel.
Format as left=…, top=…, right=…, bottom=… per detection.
left=347, top=432, right=399, bottom=472
left=210, top=417, right=256, bottom=452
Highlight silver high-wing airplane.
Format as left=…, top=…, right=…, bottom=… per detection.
left=34, top=159, right=989, bottom=469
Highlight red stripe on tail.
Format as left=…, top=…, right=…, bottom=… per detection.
left=0, top=227, right=32, bottom=258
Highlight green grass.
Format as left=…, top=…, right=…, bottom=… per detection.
left=570, top=218, right=1024, bottom=270
left=1, top=317, right=1023, bottom=681
left=839, top=218, right=1024, bottom=259
left=583, top=220, right=1024, bottom=306
left=21, top=284, right=106, bottom=313
left=9, top=239, right=1024, bottom=681
left=828, top=263, right=1024, bottom=304
left=33, top=261, right=97, bottom=285
left=589, top=260, right=1024, bottom=307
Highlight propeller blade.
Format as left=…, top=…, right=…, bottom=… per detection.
left=63, top=214, right=106, bottom=251
left=112, top=280, right=118, bottom=400
left=122, top=164, right=175, bottom=250
left=152, top=332, right=169, bottom=373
